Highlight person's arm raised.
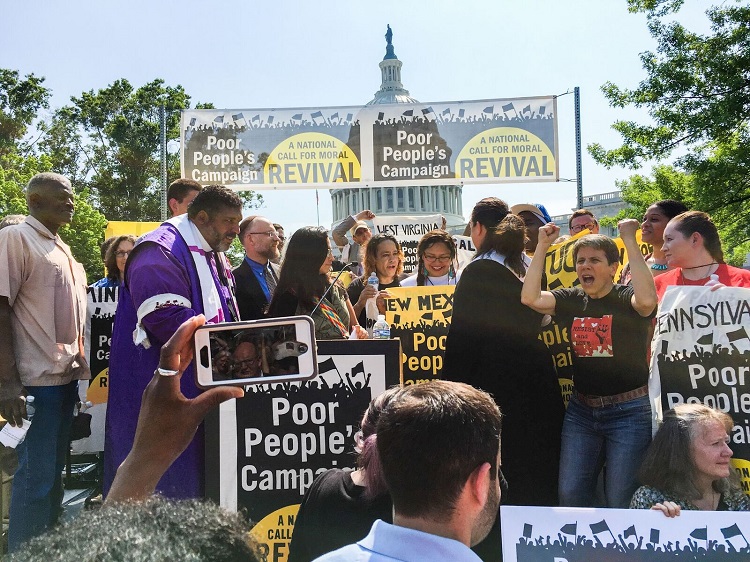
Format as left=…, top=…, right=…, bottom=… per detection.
left=105, top=315, right=244, bottom=503
left=619, top=219, right=658, bottom=317
left=520, top=224, right=559, bottom=315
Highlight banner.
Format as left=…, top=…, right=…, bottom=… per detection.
left=383, top=286, right=454, bottom=385
left=105, top=220, right=161, bottom=239
left=453, top=234, right=476, bottom=271
left=206, top=339, right=402, bottom=562
left=181, top=96, right=558, bottom=190
left=74, top=285, right=118, bottom=453
left=501, top=505, right=750, bottom=561
left=649, top=286, right=750, bottom=493
left=372, top=214, right=442, bottom=273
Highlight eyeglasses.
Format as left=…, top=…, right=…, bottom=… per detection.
left=423, top=254, right=452, bottom=263
left=570, top=222, right=596, bottom=234
left=248, top=231, right=279, bottom=239
left=115, top=250, right=131, bottom=258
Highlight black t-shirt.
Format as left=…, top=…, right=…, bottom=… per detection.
left=347, top=277, right=401, bottom=327
left=287, top=469, right=392, bottom=562
left=552, top=284, right=655, bottom=396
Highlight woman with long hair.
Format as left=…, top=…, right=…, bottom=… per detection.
left=267, top=227, right=365, bottom=340
left=92, top=234, right=135, bottom=287
left=654, top=210, right=750, bottom=300
left=347, top=233, right=404, bottom=327
left=619, top=199, right=688, bottom=285
left=443, top=197, right=564, bottom=506
left=400, top=230, right=458, bottom=287
left=288, top=387, right=401, bottom=562
left=631, top=404, right=749, bottom=515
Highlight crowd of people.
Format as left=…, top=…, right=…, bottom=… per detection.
left=1, top=172, right=749, bottom=559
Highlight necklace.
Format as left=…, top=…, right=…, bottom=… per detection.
left=679, top=262, right=719, bottom=283
left=682, top=261, right=718, bottom=270
left=650, top=263, right=668, bottom=271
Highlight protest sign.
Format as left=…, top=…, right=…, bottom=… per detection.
left=502, top=505, right=750, bottom=561
left=372, top=214, right=442, bottom=273
left=383, top=286, right=454, bottom=385
left=105, top=220, right=161, bottom=239
left=650, top=286, right=750, bottom=493
left=206, top=339, right=401, bottom=562
left=181, top=96, right=558, bottom=190
left=452, top=234, right=475, bottom=270
left=74, top=285, right=118, bottom=454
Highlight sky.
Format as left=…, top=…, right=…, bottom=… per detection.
left=1, top=0, right=711, bottom=234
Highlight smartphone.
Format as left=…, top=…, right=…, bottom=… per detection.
left=194, top=315, right=317, bottom=388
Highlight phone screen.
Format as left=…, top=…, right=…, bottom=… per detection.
left=195, top=317, right=316, bottom=386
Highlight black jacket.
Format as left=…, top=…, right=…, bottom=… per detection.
left=443, top=258, right=564, bottom=507
left=232, top=259, right=280, bottom=321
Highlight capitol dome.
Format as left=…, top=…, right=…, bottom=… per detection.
left=330, top=25, right=464, bottom=232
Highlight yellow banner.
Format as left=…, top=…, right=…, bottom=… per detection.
left=105, top=220, right=162, bottom=239
left=543, top=229, right=650, bottom=290
left=383, top=286, right=454, bottom=384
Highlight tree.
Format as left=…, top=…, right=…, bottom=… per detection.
left=42, top=79, right=261, bottom=222
left=589, top=1, right=750, bottom=264
left=0, top=69, right=50, bottom=161
left=0, top=153, right=108, bottom=282
left=1, top=69, right=107, bottom=281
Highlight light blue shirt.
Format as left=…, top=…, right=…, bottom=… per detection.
left=313, top=519, right=483, bottom=562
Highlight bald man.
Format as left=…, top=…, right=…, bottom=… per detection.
left=0, top=173, right=89, bottom=551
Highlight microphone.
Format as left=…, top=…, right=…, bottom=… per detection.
left=311, top=263, right=357, bottom=316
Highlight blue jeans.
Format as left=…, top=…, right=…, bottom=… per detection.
left=558, top=393, right=652, bottom=508
left=8, top=381, right=78, bottom=552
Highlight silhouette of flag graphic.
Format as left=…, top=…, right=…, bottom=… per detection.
left=311, top=111, right=323, bottom=119
left=560, top=523, right=576, bottom=535
left=721, top=523, right=741, bottom=539
left=232, top=113, right=244, bottom=121
left=539, top=106, right=546, bottom=115
left=291, top=113, right=303, bottom=121
left=697, top=333, right=713, bottom=345
left=523, top=523, right=533, bottom=538
left=442, top=108, right=451, bottom=116
left=590, top=520, right=609, bottom=534
left=650, top=529, right=660, bottom=543
left=402, top=109, right=413, bottom=117
left=727, top=326, right=748, bottom=341
left=318, top=357, right=337, bottom=373
left=623, top=525, right=636, bottom=539
left=213, top=115, right=224, bottom=123
left=350, top=361, right=365, bottom=378
left=690, top=527, right=707, bottom=540
left=483, top=106, right=494, bottom=113
left=502, top=103, right=515, bottom=112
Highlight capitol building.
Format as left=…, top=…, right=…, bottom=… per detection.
left=330, top=28, right=464, bottom=233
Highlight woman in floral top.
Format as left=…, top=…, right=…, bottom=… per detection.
left=630, top=404, right=749, bottom=516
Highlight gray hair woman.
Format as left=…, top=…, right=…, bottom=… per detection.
left=630, top=403, right=749, bottom=516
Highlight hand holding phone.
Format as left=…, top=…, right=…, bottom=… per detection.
left=194, top=316, right=318, bottom=388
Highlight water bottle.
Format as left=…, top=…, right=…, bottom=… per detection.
left=366, top=273, right=380, bottom=337
left=372, top=315, right=391, bottom=339
left=367, top=272, right=379, bottom=289
left=25, top=395, right=35, bottom=423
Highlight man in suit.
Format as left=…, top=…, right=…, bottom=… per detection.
left=233, top=215, right=281, bottom=320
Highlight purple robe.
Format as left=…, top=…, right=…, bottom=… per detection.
left=103, top=223, right=233, bottom=499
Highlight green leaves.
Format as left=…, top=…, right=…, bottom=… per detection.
left=591, top=2, right=750, bottom=265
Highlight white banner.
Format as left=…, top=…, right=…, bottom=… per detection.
left=372, top=214, right=442, bottom=274
left=501, top=505, right=750, bottom=561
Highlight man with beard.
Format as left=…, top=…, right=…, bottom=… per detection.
left=233, top=215, right=281, bottom=320
left=104, top=185, right=242, bottom=500
left=315, top=380, right=503, bottom=562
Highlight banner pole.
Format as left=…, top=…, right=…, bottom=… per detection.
left=574, top=87, right=583, bottom=209
left=160, top=105, right=168, bottom=221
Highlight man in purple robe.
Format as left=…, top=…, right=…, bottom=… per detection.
left=104, top=185, right=242, bottom=499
